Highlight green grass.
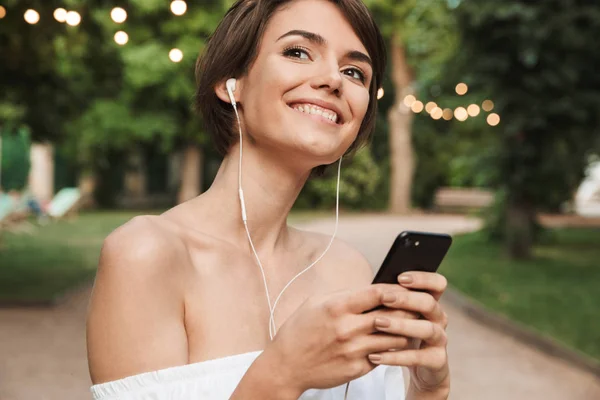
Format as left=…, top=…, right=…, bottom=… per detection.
left=442, top=228, right=600, bottom=361
left=0, top=211, right=144, bottom=303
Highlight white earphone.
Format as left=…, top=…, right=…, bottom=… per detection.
left=226, top=78, right=349, bottom=397
left=226, top=78, right=237, bottom=107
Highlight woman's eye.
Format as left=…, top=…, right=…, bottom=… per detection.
left=283, top=47, right=310, bottom=60
left=344, top=68, right=366, bottom=83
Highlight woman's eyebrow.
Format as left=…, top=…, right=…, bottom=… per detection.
left=276, top=29, right=373, bottom=69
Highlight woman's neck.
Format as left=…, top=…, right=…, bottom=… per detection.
left=199, top=142, right=312, bottom=260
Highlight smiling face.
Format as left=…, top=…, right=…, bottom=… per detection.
left=231, top=0, right=374, bottom=168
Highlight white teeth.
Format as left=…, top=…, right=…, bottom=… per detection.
left=292, top=103, right=339, bottom=124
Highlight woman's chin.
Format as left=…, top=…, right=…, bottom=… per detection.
left=293, top=136, right=349, bottom=162
left=299, top=146, right=345, bottom=167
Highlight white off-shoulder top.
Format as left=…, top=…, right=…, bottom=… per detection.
left=90, top=350, right=405, bottom=399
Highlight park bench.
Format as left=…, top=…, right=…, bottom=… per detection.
left=433, top=187, right=494, bottom=213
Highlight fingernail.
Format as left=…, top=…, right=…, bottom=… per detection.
left=382, top=292, right=396, bottom=303
left=368, top=354, right=382, bottom=364
left=398, top=274, right=413, bottom=285
left=375, top=317, right=391, bottom=328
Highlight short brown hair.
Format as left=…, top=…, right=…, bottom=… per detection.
left=195, top=0, right=386, bottom=171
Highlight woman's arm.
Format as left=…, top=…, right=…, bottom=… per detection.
left=406, top=383, right=450, bottom=400
left=87, top=216, right=189, bottom=384
left=230, top=347, right=304, bottom=400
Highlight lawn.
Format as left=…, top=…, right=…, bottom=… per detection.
left=0, top=209, right=333, bottom=304
left=441, top=228, right=600, bottom=361
left=0, top=211, right=144, bottom=303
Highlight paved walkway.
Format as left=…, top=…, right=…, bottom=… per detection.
left=1, top=214, right=599, bottom=399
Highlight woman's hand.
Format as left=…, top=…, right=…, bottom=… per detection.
left=260, top=284, right=418, bottom=395
left=369, top=272, right=450, bottom=396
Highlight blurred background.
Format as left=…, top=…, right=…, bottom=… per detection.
left=1, top=0, right=600, bottom=399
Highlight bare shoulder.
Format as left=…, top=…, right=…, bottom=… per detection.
left=294, top=228, right=374, bottom=288
left=100, top=215, right=186, bottom=266
left=87, top=215, right=190, bottom=384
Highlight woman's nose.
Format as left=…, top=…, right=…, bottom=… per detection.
left=310, top=62, right=343, bottom=95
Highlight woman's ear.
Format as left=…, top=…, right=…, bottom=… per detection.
left=214, top=79, right=242, bottom=105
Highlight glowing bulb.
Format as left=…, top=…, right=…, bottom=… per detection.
left=482, top=100, right=494, bottom=112
left=377, top=88, right=384, bottom=100
left=431, top=107, right=443, bottom=120
left=53, top=8, right=67, bottom=22
left=411, top=101, right=424, bottom=113
left=455, top=83, right=468, bottom=96
left=443, top=108, right=454, bottom=121
left=425, top=102, right=438, bottom=113
left=0, top=6, right=7, bottom=19
left=66, top=11, right=81, bottom=26
left=487, top=113, right=500, bottom=126
left=169, top=48, right=183, bottom=63
left=111, top=7, right=127, bottom=23
left=170, top=0, right=187, bottom=16
left=114, top=31, right=129, bottom=45
left=454, top=107, right=468, bottom=121
left=24, top=9, right=40, bottom=24
left=467, top=104, right=481, bottom=117
left=403, top=94, right=416, bottom=107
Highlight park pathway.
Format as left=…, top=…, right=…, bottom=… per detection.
left=1, top=214, right=599, bottom=399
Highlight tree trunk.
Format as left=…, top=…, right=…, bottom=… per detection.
left=28, top=142, right=54, bottom=204
left=505, top=199, right=535, bottom=259
left=388, top=34, right=415, bottom=214
left=177, top=143, right=203, bottom=204
left=124, top=148, right=147, bottom=198
left=78, top=171, right=97, bottom=208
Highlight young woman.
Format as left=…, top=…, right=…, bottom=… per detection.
left=86, top=0, right=450, bottom=399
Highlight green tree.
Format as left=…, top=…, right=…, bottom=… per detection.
left=365, top=0, right=459, bottom=213
left=69, top=0, right=231, bottom=203
left=452, top=0, right=600, bottom=258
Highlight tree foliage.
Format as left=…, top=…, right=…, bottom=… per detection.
left=67, top=0, right=233, bottom=167
left=450, top=0, right=600, bottom=257
left=0, top=0, right=89, bottom=142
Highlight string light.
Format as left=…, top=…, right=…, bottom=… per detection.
left=487, top=113, right=500, bottom=126
left=411, top=100, right=424, bottom=113
left=54, top=8, right=67, bottom=22
left=425, top=101, right=438, bottom=113
left=169, top=48, right=183, bottom=62
left=442, top=108, right=453, bottom=121
left=455, top=83, right=468, bottom=96
left=431, top=107, right=443, bottom=120
left=403, top=94, right=416, bottom=107
left=454, top=107, right=468, bottom=121
left=377, top=88, right=384, bottom=100
left=111, top=7, right=127, bottom=23
left=170, top=0, right=187, bottom=16
left=114, top=31, right=129, bottom=45
left=0, top=6, right=6, bottom=19
left=24, top=9, right=40, bottom=24
left=66, top=11, right=81, bottom=26
left=467, top=104, right=481, bottom=117
left=482, top=100, right=494, bottom=112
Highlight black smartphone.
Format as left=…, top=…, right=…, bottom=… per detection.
left=371, top=231, right=453, bottom=285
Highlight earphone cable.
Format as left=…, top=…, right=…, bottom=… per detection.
left=233, top=102, right=275, bottom=339
left=231, top=88, right=350, bottom=397
left=268, top=156, right=341, bottom=338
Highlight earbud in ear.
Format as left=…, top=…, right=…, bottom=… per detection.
left=226, top=78, right=237, bottom=106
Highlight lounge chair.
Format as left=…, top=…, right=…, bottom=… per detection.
left=0, top=193, right=15, bottom=226
left=47, top=187, right=82, bottom=219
